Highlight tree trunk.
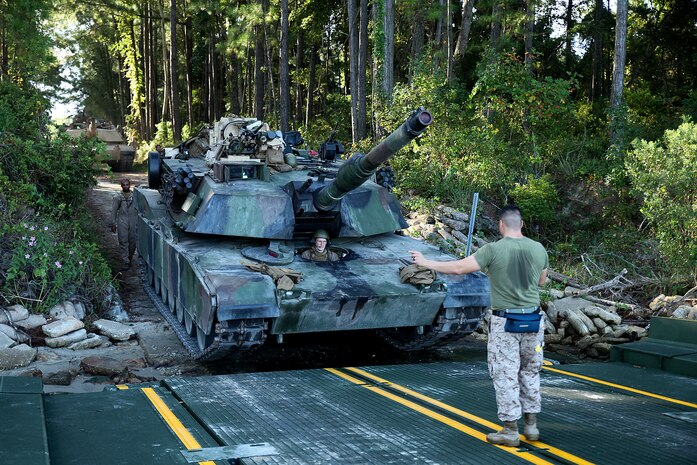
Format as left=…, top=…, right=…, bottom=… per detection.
left=142, top=7, right=152, bottom=140
left=305, top=44, right=317, bottom=128
left=295, top=31, right=304, bottom=124
left=409, top=6, right=425, bottom=84
left=610, top=0, right=628, bottom=143
left=382, top=0, right=394, bottom=99
left=0, top=9, right=6, bottom=80
left=130, top=20, right=145, bottom=139
left=347, top=0, right=359, bottom=142
left=490, top=0, right=502, bottom=53
left=524, top=0, right=534, bottom=74
left=254, top=0, right=267, bottom=120
left=279, top=0, right=290, bottom=131
left=454, top=0, right=475, bottom=62
left=565, top=0, right=574, bottom=66
left=160, top=3, right=170, bottom=126
left=265, top=28, right=278, bottom=127
left=356, top=0, right=368, bottom=141
left=116, top=51, right=127, bottom=129
left=209, top=30, right=218, bottom=121
left=591, top=0, right=604, bottom=101
left=228, top=52, right=241, bottom=115
left=245, top=39, right=252, bottom=115
left=446, top=0, right=454, bottom=82
left=170, top=0, right=181, bottom=142
left=183, top=2, right=194, bottom=127
left=435, top=0, right=444, bottom=47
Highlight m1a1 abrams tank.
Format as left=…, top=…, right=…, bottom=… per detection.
left=66, top=119, right=136, bottom=171
left=134, top=108, right=489, bottom=361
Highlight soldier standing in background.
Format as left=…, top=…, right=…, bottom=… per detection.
left=410, top=205, right=548, bottom=447
left=301, top=230, right=340, bottom=262
left=110, top=179, right=138, bottom=271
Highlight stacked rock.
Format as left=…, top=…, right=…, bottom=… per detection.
left=649, top=294, right=697, bottom=320
left=0, top=304, right=38, bottom=369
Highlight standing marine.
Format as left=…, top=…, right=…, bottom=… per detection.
left=301, top=230, right=340, bottom=262
left=110, top=178, right=138, bottom=271
left=410, top=205, right=548, bottom=447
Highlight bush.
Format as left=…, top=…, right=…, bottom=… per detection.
left=0, top=80, right=113, bottom=313
left=509, top=174, right=559, bottom=235
left=0, top=82, right=101, bottom=214
left=2, top=221, right=112, bottom=313
left=626, top=120, right=697, bottom=280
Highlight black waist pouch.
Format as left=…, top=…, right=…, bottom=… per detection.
left=504, top=312, right=542, bottom=333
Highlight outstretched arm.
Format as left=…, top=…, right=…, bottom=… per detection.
left=409, top=251, right=481, bottom=275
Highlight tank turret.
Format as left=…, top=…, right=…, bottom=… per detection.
left=143, top=108, right=432, bottom=240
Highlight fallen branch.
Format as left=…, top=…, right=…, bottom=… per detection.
left=547, top=270, right=583, bottom=288
left=573, top=269, right=628, bottom=297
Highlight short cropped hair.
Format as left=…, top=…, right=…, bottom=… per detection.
left=499, top=205, right=523, bottom=229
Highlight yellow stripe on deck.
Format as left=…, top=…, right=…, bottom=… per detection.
left=325, top=368, right=557, bottom=465
left=342, top=367, right=594, bottom=465
left=141, top=387, right=216, bottom=465
left=542, top=365, right=697, bottom=409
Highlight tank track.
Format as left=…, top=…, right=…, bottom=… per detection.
left=377, top=306, right=484, bottom=351
left=142, top=273, right=266, bottom=362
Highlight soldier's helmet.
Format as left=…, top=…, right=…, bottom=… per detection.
left=313, top=229, right=330, bottom=241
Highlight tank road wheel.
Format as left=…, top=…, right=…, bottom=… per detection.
left=144, top=266, right=154, bottom=287
left=154, top=277, right=161, bottom=295
left=196, top=324, right=215, bottom=351
left=168, top=296, right=177, bottom=315
left=176, top=301, right=185, bottom=324
left=160, top=283, right=168, bottom=305
left=184, top=311, right=195, bottom=336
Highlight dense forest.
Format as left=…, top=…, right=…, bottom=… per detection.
left=0, top=0, right=695, bottom=312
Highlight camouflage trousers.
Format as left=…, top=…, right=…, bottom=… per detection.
left=487, top=314, right=545, bottom=422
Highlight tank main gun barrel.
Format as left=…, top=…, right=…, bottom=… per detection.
left=314, top=107, right=432, bottom=212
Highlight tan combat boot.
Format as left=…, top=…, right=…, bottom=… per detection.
left=486, top=421, right=520, bottom=447
left=523, top=413, right=540, bottom=441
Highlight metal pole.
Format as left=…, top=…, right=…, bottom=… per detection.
left=465, top=192, right=479, bottom=256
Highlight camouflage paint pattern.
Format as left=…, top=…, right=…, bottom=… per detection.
left=487, top=314, right=545, bottom=422
left=135, top=109, right=489, bottom=346
left=135, top=186, right=489, bottom=338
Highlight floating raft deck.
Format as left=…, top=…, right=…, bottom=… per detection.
left=2, top=360, right=697, bottom=465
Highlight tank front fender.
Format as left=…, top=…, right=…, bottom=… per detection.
left=218, top=304, right=280, bottom=321
left=205, top=272, right=280, bottom=323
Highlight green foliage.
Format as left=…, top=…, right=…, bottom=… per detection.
left=0, top=80, right=111, bottom=312
left=300, top=93, right=352, bottom=149
left=626, top=120, right=697, bottom=280
left=509, top=174, right=559, bottom=234
left=0, top=0, right=59, bottom=86
left=0, top=81, right=101, bottom=213
left=2, top=221, right=112, bottom=313
left=471, top=51, right=578, bottom=177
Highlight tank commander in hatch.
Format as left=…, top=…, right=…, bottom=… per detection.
left=110, top=178, right=138, bottom=271
left=301, top=229, right=339, bottom=262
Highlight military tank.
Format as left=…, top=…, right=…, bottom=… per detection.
left=135, top=108, right=489, bottom=361
left=66, top=119, right=136, bottom=172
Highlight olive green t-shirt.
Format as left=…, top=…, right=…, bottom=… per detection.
left=473, top=237, right=548, bottom=310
